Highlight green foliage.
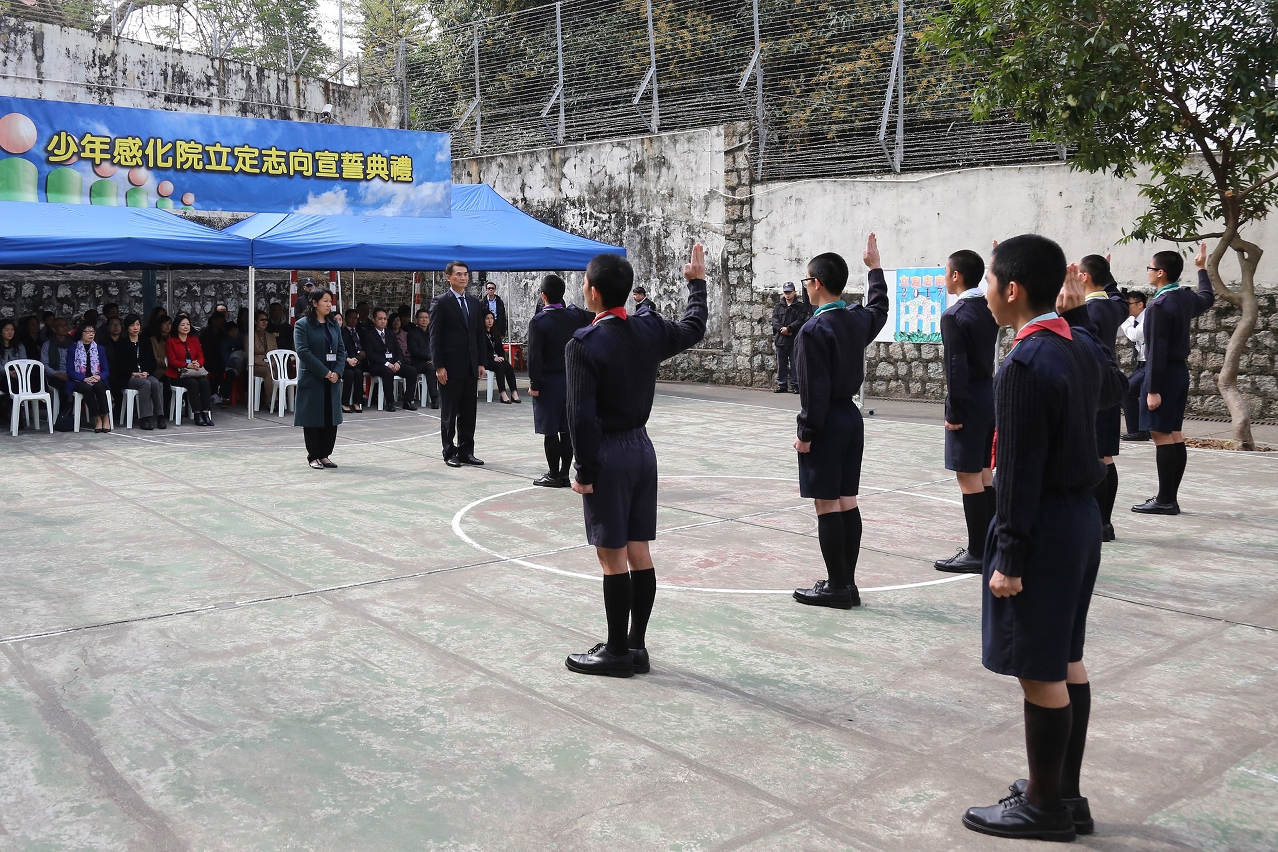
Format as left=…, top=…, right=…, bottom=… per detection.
left=922, top=0, right=1278, bottom=243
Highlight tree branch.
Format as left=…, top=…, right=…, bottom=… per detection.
left=1239, top=168, right=1278, bottom=199
left=1156, top=232, right=1225, bottom=242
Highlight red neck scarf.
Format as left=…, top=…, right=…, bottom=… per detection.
left=593, top=307, right=628, bottom=324
left=1012, top=317, right=1072, bottom=348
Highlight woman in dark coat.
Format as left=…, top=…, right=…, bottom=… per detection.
left=294, top=286, right=345, bottom=469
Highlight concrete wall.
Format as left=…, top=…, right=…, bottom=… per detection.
left=0, top=15, right=395, bottom=126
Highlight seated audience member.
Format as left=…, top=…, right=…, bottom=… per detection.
left=166, top=314, right=215, bottom=426
left=267, top=302, right=293, bottom=350
left=252, top=310, right=278, bottom=409
left=359, top=308, right=418, bottom=411
left=81, top=309, right=101, bottom=332
left=39, top=311, right=56, bottom=343
left=145, top=307, right=166, bottom=337
left=406, top=308, right=439, bottom=408
left=338, top=310, right=365, bottom=413
left=200, top=311, right=227, bottom=402
left=1, top=318, right=22, bottom=423
left=355, top=301, right=372, bottom=329
left=114, top=314, right=166, bottom=430
left=236, top=306, right=250, bottom=332
left=218, top=322, right=247, bottom=407
left=391, top=314, right=409, bottom=361
left=102, top=317, right=124, bottom=394
left=484, top=311, right=521, bottom=404
left=67, top=321, right=112, bottom=432
left=18, top=315, right=42, bottom=359
left=99, top=303, right=121, bottom=334
left=40, top=317, right=72, bottom=402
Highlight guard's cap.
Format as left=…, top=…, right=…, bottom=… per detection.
left=782, top=282, right=796, bottom=292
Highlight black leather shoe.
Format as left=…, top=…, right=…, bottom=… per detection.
left=556, top=476, right=572, bottom=488
left=774, top=387, right=787, bottom=393
left=156, top=417, right=167, bottom=429
left=1010, top=779, right=1093, bottom=835
left=430, top=400, right=439, bottom=409
left=445, top=456, right=463, bottom=468
left=1101, top=523, right=1115, bottom=542
left=460, top=454, right=484, bottom=466
left=565, top=643, right=634, bottom=677
left=384, top=404, right=396, bottom=412
left=934, top=548, right=983, bottom=573
left=790, top=386, right=800, bottom=394
left=1132, top=497, right=1179, bottom=515
left=404, top=400, right=418, bottom=410
left=140, top=417, right=154, bottom=431
left=962, top=792, right=1076, bottom=841
left=793, top=579, right=859, bottom=609
left=629, top=647, right=650, bottom=674
left=533, top=473, right=560, bottom=487
left=1120, top=431, right=1151, bottom=442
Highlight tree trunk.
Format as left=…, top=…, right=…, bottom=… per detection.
left=1217, top=237, right=1261, bottom=450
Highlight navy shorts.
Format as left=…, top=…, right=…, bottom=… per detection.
left=582, top=428, right=659, bottom=548
left=944, top=381, right=994, bottom=474
left=798, top=401, right=863, bottom=500
left=982, top=493, right=1101, bottom=682
left=1095, top=404, right=1121, bottom=458
left=532, top=371, right=568, bottom=435
left=1140, top=360, right=1190, bottom=433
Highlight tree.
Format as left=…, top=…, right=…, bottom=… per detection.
left=924, top=0, right=1278, bottom=449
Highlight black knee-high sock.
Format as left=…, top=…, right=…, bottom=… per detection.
left=628, top=568, right=656, bottom=649
left=558, top=431, right=573, bottom=477
left=602, top=573, right=632, bottom=656
left=1155, top=443, right=1186, bottom=504
left=962, top=492, right=988, bottom=557
left=840, top=507, right=862, bottom=589
left=984, top=485, right=997, bottom=524
left=1024, top=701, right=1073, bottom=810
left=1095, top=463, right=1118, bottom=525
left=816, top=513, right=847, bottom=589
left=1061, top=682, right=1091, bottom=799
left=543, top=433, right=560, bottom=474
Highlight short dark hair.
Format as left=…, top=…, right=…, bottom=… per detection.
left=631, top=285, right=647, bottom=296
left=73, top=320, right=96, bottom=341
left=225, top=322, right=239, bottom=333
left=541, top=274, right=566, bottom=304
left=122, top=313, right=143, bottom=329
left=807, top=252, right=849, bottom=295
left=1151, top=250, right=1184, bottom=282
left=1124, top=289, right=1147, bottom=306
left=372, top=307, right=388, bottom=319
left=306, top=286, right=335, bottom=322
left=1079, top=254, right=1113, bottom=288
left=416, top=307, right=429, bottom=317
left=989, top=234, right=1067, bottom=314
left=586, top=253, right=634, bottom=309
left=947, top=250, right=984, bottom=290
left=445, top=260, right=469, bottom=276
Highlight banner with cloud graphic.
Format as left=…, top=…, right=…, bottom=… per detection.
left=0, top=96, right=451, bottom=217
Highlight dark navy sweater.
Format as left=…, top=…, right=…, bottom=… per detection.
left=1084, top=279, right=1128, bottom=361
left=991, top=306, right=1128, bottom=578
left=1145, top=270, right=1215, bottom=394
left=939, top=291, right=999, bottom=425
left=527, top=304, right=592, bottom=391
left=793, top=269, right=890, bottom=442
left=566, top=280, right=708, bottom=485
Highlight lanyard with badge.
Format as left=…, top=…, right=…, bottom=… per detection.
left=323, top=321, right=338, bottom=365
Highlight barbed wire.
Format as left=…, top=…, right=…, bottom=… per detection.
left=383, top=0, right=1063, bottom=180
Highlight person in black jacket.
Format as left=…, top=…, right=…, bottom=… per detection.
left=360, top=308, right=418, bottom=412
left=933, top=249, right=1000, bottom=575
left=961, top=234, right=1127, bottom=843
left=563, top=246, right=708, bottom=678
left=631, top=285, right=656, bottom=314
left=405, top=309, right=439, bottom=409
left=430, top=260, right=489, bottom=466
left=338, top=310, right=366, bottom=412
left=791, top=235, right=890, bottom=609
left=1131, top=243, right=1214, bottom=515
left=1119, top=290, right=1149, bottom=440
left=1079, top=254, right=1129, bottom=541
left=771, top=282, right=811, bottom=393
left=114, top=314, right=166, bottom=430
left=483, top=311, right=521, bottom=403
left=480, top=281, right=508, bottom=339
left=527, top=274, right=592, bottom=487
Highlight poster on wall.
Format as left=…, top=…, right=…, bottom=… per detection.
left=0, top=96, right=451, bottom=217
left=868, top=268, right=981, bottom=344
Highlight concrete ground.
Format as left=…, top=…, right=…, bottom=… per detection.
left=1, top=383, right=1275, bottom=852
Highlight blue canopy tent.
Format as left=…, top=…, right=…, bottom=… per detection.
left=224, top=183, right=623, bottom=271
left=0, top=201, right=252, bottom=269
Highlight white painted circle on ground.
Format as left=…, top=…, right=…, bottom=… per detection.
left=451, top=475, right=975, bottom=595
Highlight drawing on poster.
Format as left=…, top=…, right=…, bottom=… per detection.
left=894, top=267, right=947, bottom=342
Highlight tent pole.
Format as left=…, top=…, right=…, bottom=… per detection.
left=166, top=266, right=173, bottom=316
left=336, top=271, right=344, bottom=314
left=352, top=269, right=357, bottom=310
left=247, top=266, right=255, bottom=420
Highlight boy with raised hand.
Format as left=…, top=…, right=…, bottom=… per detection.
left=933, top=249, right=999, bottom=575
left=962, top=235, right=1127, bottom=842
left=791, top=234, right=890, bottom=609
left=564, top=245, right=708, bottom=677
left=1078, top=254, right=1130, bottom=541
left=1132, top=242, right=1214, bottom=515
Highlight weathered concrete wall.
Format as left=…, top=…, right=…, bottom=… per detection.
left=0, top=15, right=396, bottom=126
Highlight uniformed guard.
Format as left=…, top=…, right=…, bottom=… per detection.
left=771, top=282, right=812, bottom=393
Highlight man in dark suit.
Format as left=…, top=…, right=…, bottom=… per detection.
left=430, top=260, right=489, bottom=466
left=360, top=307, right=419, bottom=412
left=481, top=281, right=508, bottom=339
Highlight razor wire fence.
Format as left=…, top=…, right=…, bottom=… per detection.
left=371, top=0, right=1065, bottom=181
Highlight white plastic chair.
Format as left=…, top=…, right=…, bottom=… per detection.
left=252, top=375, right=264, bottom=412
left=72, top=387, right=115, bottom=433
left=393, top=374, right=406, bottom=403
left=119, top=388, right=139, bottom=428
left=366, top=375, right=387, bottom=410
left=486, top=371, right=495, bottom=402
left=5, top=359, right=54, bottom=436
left=170, top=386, right=193, bottom=425
left=266, top=350, right=298, bottom=417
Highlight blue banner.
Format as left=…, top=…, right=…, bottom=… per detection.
left=0, top=96, right=451, bottom=217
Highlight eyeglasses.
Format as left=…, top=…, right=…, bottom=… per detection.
left=1146, top=266, right=1162, bottom=273
left=800, top=277, right=817, bottom=286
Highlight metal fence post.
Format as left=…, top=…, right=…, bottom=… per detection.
left=738, top=0, right=767, bottom=179
left=632, top=0, right=659, bottom=132
left=556, top=2, right=566, bottom=143
left=877, top=0, right=905, bottom=173
left=473, top=23, right=483, bottom=152
left=398, top=37, right=409, bottom=130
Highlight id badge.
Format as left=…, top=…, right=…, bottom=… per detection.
left=326, top=353, right=337, bottom=362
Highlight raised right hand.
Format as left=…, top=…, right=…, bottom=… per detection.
left=684, top=242, right=706, bottom=281
left=863, top=233, right=881, bottom=269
